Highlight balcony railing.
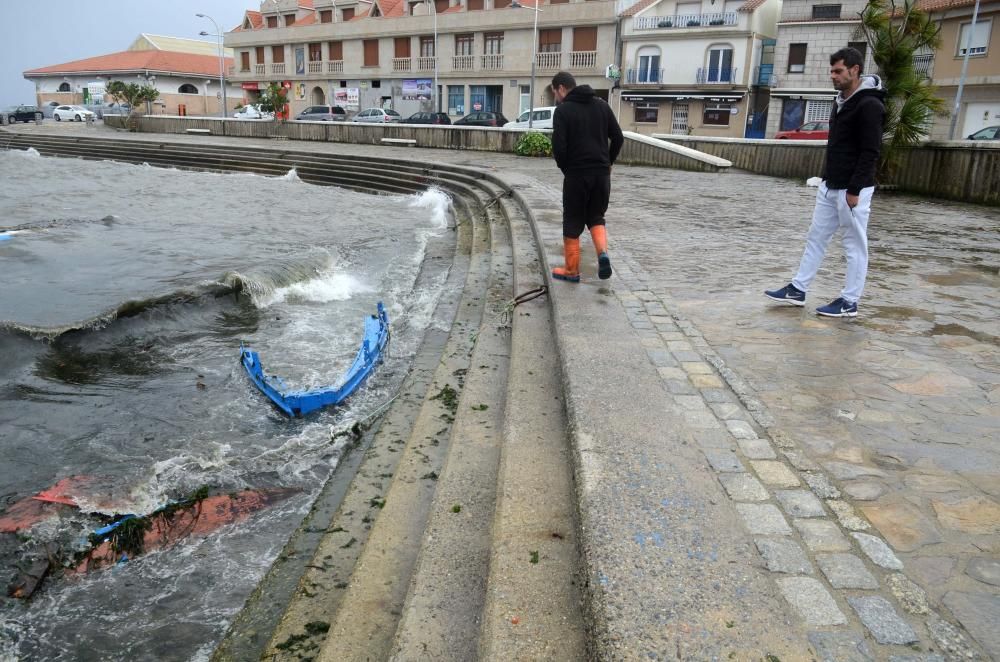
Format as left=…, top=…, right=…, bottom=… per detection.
left=634, top=12, right=737, bottom=29
left=779, top=8, right=857, bottom=21
left=393, top=57, right=412, bottom=72
left=308, top=61, right=323, bottom=74
left=271, top=63, right=286, bottom=74
left=625, top=68, right=663, bottom=84
left=536, top=51, right=562, bottom=69
left=753, top=63, right=775, bottom=86
left=696, top=67, right=738, bottom=84
left=481, top=54, right=504, bottom=71
left=417, top=56, right=437, bottom=71
left=913, top=53, right=933, bottom=77
left=570, top=50, right=598, bottom=69
left=328, top=60, right=344, bottom=73
left=453, top=54, right=475, bottom=71
left=255, top=64, right=266, bottom=76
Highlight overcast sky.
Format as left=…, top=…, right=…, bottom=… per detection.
left=1, top=0, right=251, bottom=108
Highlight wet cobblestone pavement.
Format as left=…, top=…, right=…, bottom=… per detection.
left=7, top=122, right=999, bottom=658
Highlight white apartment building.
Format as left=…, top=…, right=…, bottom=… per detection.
left=225, top=0, right=620, bottom=121
left=617, top=0, right=781, bottom=137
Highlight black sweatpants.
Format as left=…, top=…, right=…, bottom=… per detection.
left=562, top=173, right=611, bottom=239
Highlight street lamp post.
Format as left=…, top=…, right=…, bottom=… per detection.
left=433, top=0, right=439, bottom=113
left=511, top=0, right=542, bottom=129
left=947, top=0, right=981, bottom=140
left=196, top=13, right=227, bottom=118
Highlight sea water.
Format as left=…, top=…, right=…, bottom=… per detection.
left=0, top=147, right=453, bottom=660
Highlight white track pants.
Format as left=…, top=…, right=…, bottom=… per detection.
left=791, top=182, right=873, bottom=304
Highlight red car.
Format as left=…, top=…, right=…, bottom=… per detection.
left=774, top=121, right=829, bottom=140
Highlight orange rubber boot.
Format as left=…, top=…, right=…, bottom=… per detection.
left=552, top=238, right=581, bottom=282
left=591, top=225, right=613, bottom=280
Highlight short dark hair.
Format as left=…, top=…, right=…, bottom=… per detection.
left=830, top=47, right=865, bottom=73
left=551, top=71, right=576, bottom=90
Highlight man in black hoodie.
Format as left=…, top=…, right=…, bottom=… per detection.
left=765, top=47, right=886, bottom=317
left=550, top=71, right=624, bottom=282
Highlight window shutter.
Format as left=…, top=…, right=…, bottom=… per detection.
left=573, top=27, right=597, bottom=51
left=329, top=41, right=343, bottom=60
left=395, top=37, right=411, bottom=58
left=272, top=45, right=285, bottom=63
left=364, top=39, right=380, bottom=66
left=788, top=43, right=807, bottom=72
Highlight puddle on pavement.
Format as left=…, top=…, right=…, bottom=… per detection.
left=929, top=323, right=999, bottom=345
left=921, top=266, right=1000, bottom=287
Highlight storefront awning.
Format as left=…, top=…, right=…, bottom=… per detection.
left=621, top=92, right=745, bottom=102
left=769, top=89, right=836, bottom=100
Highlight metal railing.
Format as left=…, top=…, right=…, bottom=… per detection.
left=570, top=50, right=598, bottom=68
left=625, top=67, right=664, bottom=84
left=753, top=64, right=775, bottom=86
left=417, top=56, right=437, bottom=71
left=393, top=57, right=412, bottom=72
left=536, top=52, right=562, bottom=69
left=481, top=54, right=504, bottom=71
left=779, top=8, right=857, bottom=21
left=453, top=54, right=475, bottom=71
left=271, top=63, right=286, bottom=74
left=634, top=12, right=737, bottom=29
left=696, top=67, right=738, bottom=84
left=308, top=61, right=323, bottom=73
left=328, top=60, right=344, bottom=73
left=913, top=54, right=933, bottom=77
left=255, top=64, right=266, bottom=76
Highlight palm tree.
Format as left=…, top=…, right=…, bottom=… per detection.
left=857, top=0, right=946, bottom=181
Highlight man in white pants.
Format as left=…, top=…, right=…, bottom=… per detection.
left=765, top=47, right=886, bottom=317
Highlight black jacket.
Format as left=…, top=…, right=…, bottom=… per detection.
left=552, top=85, right=624, bottom=176
left=823, top=76, right=886, bottom=195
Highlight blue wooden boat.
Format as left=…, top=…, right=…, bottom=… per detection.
left=240, top=302, right=389, bottom=416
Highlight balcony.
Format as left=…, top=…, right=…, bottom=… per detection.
left=913, top=53, right=933, bottom=77
left=634, top=12, right=737, bottom=30
left=753, top=63, right=775, bottom=86
left=271, top=63, right=286, bottom=75
left=255, top=64, right=266, bottom=76
left=536, top=51, right=563, bottom=69
left=417, top=56, right=437, bottom=71
left=393, top=57, right=412, bottom=72
left=481, top=54, right=504, bottom=71
left=308, top=61, right=323, bottom=74
left=328, top=60, right=344, bottom=73
left=453, top=54, right=475, bottom=71
left=570, top=50, right=598, bottom=69
left=696, top=67, right=738, bottom=84
left=625, top=68, right=663, bottom=84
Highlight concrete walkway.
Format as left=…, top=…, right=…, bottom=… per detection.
left=7, top=121, right=998, bottom=659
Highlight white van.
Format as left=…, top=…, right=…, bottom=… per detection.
left=504, top=106, right=557, bottom=129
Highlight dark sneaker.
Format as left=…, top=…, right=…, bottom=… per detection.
left=764, top=283, right=805, bottom=306
left=598, top=252, right=612, bottom=280
left=816, top=297, right=858, bottom=317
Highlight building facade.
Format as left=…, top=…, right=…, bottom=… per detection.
left=617, top=0, right=781, bottom=137
left=225, top=0, right=619, bottom=121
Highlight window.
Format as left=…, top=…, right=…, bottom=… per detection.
left=495, top=0, right=512, bottom=8
left=372, top=80, right=381, bottom=88
left=848, top=41, right=868, bottom=63
left=706, top=45, right=734, bottom=82
left=266, top=15, right=278, bottom=28
left=256, top=46, right=265, bottom=64
left=812, top=4, right=841, bottom=18
left=484, top=32, right=504, bottom=55
left=780, top=98, right=805, bottom=130
left=519, top=84, right=530, bottom=115
left=470, top=86, right=486, bottom=111
left=342, top=8, right=355, bottom=20
left=395, top=37, right=411, bottom=58
left=284, top=13, right=296, bottom=26
left=703, top=102, right=731, bottom=126
left=573, top=27, right=597, bottom=52
left=420, top=36, right=435, bottom=57
left=58, top=82, right=71, bottom=92
left=636, top=46, right=661, bottom=83
left=468, top=0, right=484, bottom=9
left=179, top=83, right=199, bottom=94
left=241, top=52, right=251, bottom=71
left=805, top=99, right=832, bottom=123
left=309, top=43, right=322, bottom=61
left=958, top=19, right=991, bottom=56
left=539, top=29, right=562, bottom=53
left=448, top=85, right=464, bottom=114
left=671, top=102, right=689, bottom=132
left=455, top=34, right=474, bottom=56
left=320, top=9, right=333, bottom=22
left=329, top=41, right=343, bottom=60
left=788, top=43, right=807, bottom=73
left=364, top=39, right=380, bottom=66
left=634, top=102, right=659, bottom=123
left=272, top=45, right=285, bottom=63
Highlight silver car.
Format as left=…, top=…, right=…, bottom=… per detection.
left=353, top=108, right=402, bottom=123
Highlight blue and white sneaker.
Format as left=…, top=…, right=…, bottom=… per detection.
left=816, top=297, right=858, bottom=317
left=764, top=283, right=806, bottom=306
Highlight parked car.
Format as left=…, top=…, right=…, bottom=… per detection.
left=52, top=105, right=95, bottom=122
left=504, top=106, right=557, bottom=129
left=404, top=111, right=451, bottom=125
left=233, top=104, right=274, bottom=120
left=454, top=111, right=509, bottom=127
left=5, top=105, right=43, bottom=123
left=774, top=121, right=829, bottom=140
left=294, top=105, right=347, bottom=121
left=353, top=108, right=403, bottom=123
left=967, top=125, right=999, bottom=140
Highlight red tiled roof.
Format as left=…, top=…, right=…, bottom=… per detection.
left=440, top=5, right=465, bottom=12
left=295, top=12, right=318, bottom=25
left=372, top=0, right=406, bottom=18
left=915, top=0, right=979, bottom=12
left=299, top=0, right=315, bottom=7
left=738, top=0, right=768, bottom=12
left=621, top=0, right=658, bottom=17
left=24, top=50, right=235, bottom=78
left=233, top=10, right=263, bottom=31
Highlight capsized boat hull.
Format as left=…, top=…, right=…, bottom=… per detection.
left=240, top=302, right=389, bottom=416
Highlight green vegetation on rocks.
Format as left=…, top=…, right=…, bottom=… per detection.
left=514, top=132, right=553, bottom=157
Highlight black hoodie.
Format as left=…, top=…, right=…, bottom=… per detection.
left=822, top=75, right=887, bottom=195
left=552, top=85, right=624, bottom=176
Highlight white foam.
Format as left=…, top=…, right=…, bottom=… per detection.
left=806, top=176, right=823, bottom=187
left=408, top=187, right=451, bottom=230
left=281, top=168, right=301, bottom=182
left=259, top=271, right=370, bottom=307
left=23, top=147, right=41, bottom=158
